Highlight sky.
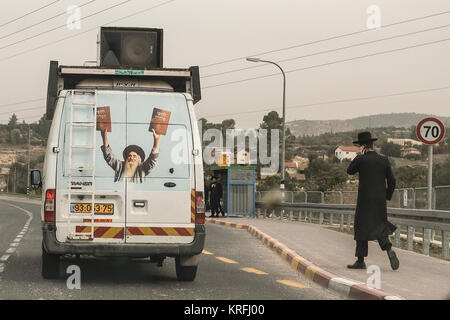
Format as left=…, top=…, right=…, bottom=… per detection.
left=0, top=0, right=449, bottom=128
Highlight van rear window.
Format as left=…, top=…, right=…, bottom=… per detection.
left=58, top=91, right=192, bottom=190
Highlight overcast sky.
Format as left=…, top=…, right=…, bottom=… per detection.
left=0, top=0, right=449, bottom=128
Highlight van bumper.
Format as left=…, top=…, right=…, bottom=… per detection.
left=42, top=223, right=205, bottom=257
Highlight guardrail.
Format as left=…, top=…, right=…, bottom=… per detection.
left=255, top=201, right=450, bottom=260
left=256, top=186, right=450, bottom=210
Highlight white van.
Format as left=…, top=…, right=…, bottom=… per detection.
left=30, top=28, right=205, bottom=281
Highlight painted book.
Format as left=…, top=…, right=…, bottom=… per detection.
left=96, top=106, right=112, bottom=132
left=149, top=108, right=171, bottom=135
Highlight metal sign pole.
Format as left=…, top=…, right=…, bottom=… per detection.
left=427, top=145, right=433, bottom=210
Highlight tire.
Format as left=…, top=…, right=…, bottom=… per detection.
left=41, top=242, right=61, bottom=279
left=175, top=257, right=198, bottom=282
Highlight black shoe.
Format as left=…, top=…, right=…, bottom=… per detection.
left=387, top=250, right=399, bottom=270
left=210, top=215, right=215, bottom=217
left=347, top=261, right=366, bottom=269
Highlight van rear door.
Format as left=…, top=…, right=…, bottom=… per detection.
left=56, top=90, right=127, bottom=243
left=124, top=92, right=195, bottom=244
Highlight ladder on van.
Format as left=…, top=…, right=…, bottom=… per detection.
left=67, top=90, right=98, bottom=240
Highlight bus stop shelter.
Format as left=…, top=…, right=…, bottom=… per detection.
left=212, top=166, right=256, bottom=217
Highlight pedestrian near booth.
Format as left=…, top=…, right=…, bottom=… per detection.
left=210, top=176, right=224, bottom=217
left=346, top=131, right=400, bottom=270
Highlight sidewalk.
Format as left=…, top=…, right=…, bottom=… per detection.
left=207, top=216, right=450, bottom=300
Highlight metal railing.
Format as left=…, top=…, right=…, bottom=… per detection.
left=255, top=189, right=450, bottom=260
left=256, top=186, right=450, bottom=209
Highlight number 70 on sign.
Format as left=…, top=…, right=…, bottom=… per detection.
left=416, top=117, right=446, bottom=145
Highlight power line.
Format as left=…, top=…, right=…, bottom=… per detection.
left=0, top=106, right=45, bottom=116
left=0, top=0, right=98, bottom=41
left=200, top=9, right=450, bottom=69
left=200, top=85, right=450, bottom=119
left=0, top=0, right=177, bottom=111
left=0, top=0, right=60, bottom=28
left=0, top=98, right=44, bottom=108
left=202, top=37, right=450, bottom=90
left=0, top=0, right=177, bottom=63
left=0, top=0, right=132, bottom=51
left=202, top=23, right=450, bottom=79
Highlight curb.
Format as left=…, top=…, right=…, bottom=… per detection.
left=206, top=218, right=403, bottom=300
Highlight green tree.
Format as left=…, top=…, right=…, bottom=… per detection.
left=305, top=158, right=347, bottom=191
left=393, top=166, right=427, bottom=188
left=8, top=113, right=18, bottom=129
left=380, top=141, right=402, bottom=157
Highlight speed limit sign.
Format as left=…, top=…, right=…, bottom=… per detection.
left=416, top=117, right=446, bottom=145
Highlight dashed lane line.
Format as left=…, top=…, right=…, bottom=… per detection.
left=216, top=257, right=238, bottom=264
left=277, top=280, right=309, bottom=289
left=202, top=250, right=213, bottom=255
left=241, top=267, right=268, bottom=275
left=0, top=202, right=33, bottom=275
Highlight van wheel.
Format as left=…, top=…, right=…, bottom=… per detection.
left=41, top=242, right=61, bottom=279
left=175, top=257, right=198, bottom=282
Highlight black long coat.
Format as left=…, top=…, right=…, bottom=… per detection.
left=210, top=182, right=223, bottom=208
left=347, top=151, right=397, bottom=241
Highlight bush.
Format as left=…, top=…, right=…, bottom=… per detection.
left=404, top=153, right=422, bottom=161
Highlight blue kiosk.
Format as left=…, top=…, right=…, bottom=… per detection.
left=212, top=165, right=256, bottom=217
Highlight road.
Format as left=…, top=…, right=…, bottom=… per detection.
left=0, top=198, right=341, bottom=300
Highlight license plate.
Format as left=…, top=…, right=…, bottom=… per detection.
left=70, top=203, right=114, bottom=215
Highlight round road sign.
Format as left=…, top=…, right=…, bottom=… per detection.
left=416, top=117, right=446, bottom=145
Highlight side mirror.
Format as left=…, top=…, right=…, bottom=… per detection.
left=30, top=170, right=42, bottom=190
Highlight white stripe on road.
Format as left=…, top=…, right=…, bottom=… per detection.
left=0, top=202, right=34, bottom=274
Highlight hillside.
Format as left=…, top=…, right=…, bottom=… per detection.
left=287, top=113, right=450, bottom=137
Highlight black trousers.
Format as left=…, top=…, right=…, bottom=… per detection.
left=355, top=236, right=392, bottom=257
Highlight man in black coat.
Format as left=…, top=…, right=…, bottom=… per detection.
left=346, top=131, right=400, bottom=270
left=210, top=176, right=224, bottom=217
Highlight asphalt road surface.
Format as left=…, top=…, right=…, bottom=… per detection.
left=0, top=198, right=342, bottom=300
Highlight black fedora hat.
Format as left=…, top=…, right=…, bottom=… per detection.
left=123, top=145, right=145, bottom=161
left=353, top=131, right=378, bottom=145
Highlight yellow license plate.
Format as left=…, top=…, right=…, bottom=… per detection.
left=70, top=203, right=114, bottom=215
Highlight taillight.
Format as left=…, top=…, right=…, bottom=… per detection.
left=195, top=191, right=205, bottom=224
left=44, top=189, right=56, bottom=222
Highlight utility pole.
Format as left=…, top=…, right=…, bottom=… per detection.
left=246, top=57, right=286, bottom=190
left=13, top=166, right=16, bottom=193
left=27, top=125, right=31, bottom=197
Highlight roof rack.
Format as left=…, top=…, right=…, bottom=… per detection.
left=46, top=61, right=201, bottom=120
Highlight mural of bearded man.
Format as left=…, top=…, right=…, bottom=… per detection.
left=100, top=128, right=160, bottom=183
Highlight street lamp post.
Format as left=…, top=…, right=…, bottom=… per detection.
left=246, top=57, right=286, bottom=190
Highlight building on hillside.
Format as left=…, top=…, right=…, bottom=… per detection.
left=0, top=151, right=17, bottom=166
left=292, top=156, right=309, bottom=166
left=285, top=161, right=306, bottom=180
left=401, top=147, right=421, bottom=157
left=388, top=138, right=423, bottom=147
left=260, top=172, right=278, bottom=180
left=335, top=146, right=359, bottom=161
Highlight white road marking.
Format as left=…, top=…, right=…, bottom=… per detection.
left=0, top=202, right=34, bottom=275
